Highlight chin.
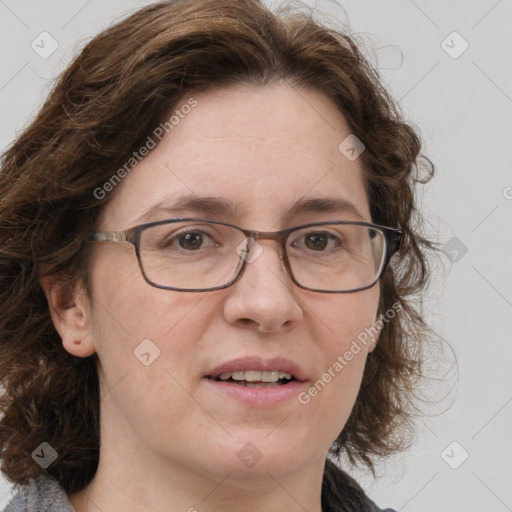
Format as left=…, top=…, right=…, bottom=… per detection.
left=201, top=438, right=317, bottom=487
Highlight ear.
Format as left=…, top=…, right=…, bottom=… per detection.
left=39, top=274, right=96, bottom=358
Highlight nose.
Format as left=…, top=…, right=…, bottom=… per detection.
left=222, top=239, right=303, bottom=333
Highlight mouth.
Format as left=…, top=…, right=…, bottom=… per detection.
left=204, top=357, right=307, bottom=406
left=209, top=370, right=298, bottom=388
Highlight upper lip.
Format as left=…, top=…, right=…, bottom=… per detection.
left=207, top=356, right=308, bottom=381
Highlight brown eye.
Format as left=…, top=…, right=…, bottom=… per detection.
left=305, top=233, right=328, bottom=251
left=158, top=228, right=218, bottom=252
left=179, top=232, right=204, bottom=250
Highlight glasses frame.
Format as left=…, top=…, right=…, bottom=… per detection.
left=86, top=218, right=402, bottom=293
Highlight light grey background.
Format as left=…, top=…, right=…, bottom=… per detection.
left=0, top=1, right=511, bottom=510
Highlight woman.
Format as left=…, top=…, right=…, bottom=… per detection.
left=0, top=1, right=436, bottom=510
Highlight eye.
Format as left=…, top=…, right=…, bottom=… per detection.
left=304, top=233, right=329, bottom=251
left=162, top=228, right=218, bottom=251
left=179, top=231, right=206, bottom=250
left=292, top=230, right=342, bottom=252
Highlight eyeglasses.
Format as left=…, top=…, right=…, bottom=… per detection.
left=86, top=218, right=402, bottom=293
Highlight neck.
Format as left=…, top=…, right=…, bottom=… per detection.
left=68, top=429, right=326, bottom=512
left=69, top=458, right=325, bottom=512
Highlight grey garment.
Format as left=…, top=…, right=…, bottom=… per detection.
left=2, top=474, right=74, bottom=512
left=3, top=463, right=397, bottom=512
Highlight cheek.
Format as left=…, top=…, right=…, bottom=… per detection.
left=87, top=268, right=219, bottom=446
left=86, top=250, right=204, bottom=386
left=89, top=247, right=195, bottom=339
left=300, top=288, right=379, bottom=424
left=310, top=286, right=380, bottom=355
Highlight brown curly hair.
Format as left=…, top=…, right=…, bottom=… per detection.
left=0, top=0, right=436, bottom=494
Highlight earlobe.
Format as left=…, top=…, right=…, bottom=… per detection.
left=39, top=275, right=96, bottom=358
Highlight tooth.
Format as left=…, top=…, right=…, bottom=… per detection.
left=245, top=371, right=262, bottom=382
left=245, top=382, right=280, bottom=387
left=216, top=370, right=294, bottom=382
left=261, top=371, right=279, bottom=382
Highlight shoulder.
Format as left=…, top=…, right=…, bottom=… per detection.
left=321, top=458, right=397, bottom=512
left=2, top=473, right=74, bottom=512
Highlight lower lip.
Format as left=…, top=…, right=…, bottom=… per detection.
left=204, top=378, right=306, bottom=406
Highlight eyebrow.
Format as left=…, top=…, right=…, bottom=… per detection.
left=136, top=194, right=242, bottom=222
left=136, top=194, right=366, bottom=224
left=281, top=197, right=366, bottom=223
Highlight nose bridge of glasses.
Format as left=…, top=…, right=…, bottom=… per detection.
left=242, top=229, right=288, bottom=257
left=234, top=229, right=290, bottom=274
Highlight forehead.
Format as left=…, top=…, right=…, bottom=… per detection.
left=99, top=83, right=370, bottom=229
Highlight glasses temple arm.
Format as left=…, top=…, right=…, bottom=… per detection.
left=86, top=231, right=128, bottom=243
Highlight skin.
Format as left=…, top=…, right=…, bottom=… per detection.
left=42, top=82, right=381, bottom=512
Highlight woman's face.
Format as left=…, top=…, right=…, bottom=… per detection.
left=69, top=83, right=380, bottom=486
